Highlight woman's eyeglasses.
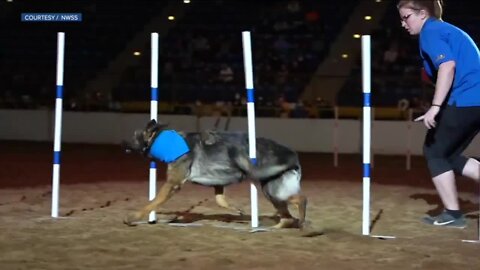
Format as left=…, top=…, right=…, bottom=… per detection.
left=400, top=13, right=414, bottom=22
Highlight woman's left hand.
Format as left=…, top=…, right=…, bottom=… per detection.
left=414, top=106, right=440, bottom=129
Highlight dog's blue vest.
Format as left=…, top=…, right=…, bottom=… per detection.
left=149, top=130, right=190, bottom=163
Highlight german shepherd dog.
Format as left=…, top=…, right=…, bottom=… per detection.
left=123, top=120, right=307, bottom=229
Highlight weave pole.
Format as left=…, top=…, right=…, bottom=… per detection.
left=241, top=31, right=259, bottom=228
left=361, top=35, right=372, bottom=236
left=361, top=35, right=395, bottom=239
left=51, top=32, right=65, bottom=218
left=149, top=33, right=159, bottom=223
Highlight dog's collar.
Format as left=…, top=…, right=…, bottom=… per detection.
left=149, top=130, right=190, bottom=163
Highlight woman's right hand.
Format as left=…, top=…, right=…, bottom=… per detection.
left=414, top=106, right=441, bottom=129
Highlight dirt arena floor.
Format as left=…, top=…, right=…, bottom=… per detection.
left=1, top=141, right=479, bottom=270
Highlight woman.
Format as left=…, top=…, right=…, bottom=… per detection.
left=397, top=0, right=480, bottom=228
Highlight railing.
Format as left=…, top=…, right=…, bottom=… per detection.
left=115, top=102, right=423, bottom=121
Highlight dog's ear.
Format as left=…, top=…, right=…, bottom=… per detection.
left=146, top=119, right=169, bottom=132
left=146, top=119, right=157, bottom=130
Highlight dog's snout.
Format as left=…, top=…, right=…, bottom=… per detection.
left=121, top=140, right=133, bottom=153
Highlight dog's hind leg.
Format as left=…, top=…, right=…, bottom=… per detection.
left=270, top=201, right=296, bottom=229
left=288, top=194, right=307, bottom=229
left=214, top=185, right=245, bottom=215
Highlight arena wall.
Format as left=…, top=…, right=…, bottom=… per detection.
left=1, top=109, right=480, bottom=156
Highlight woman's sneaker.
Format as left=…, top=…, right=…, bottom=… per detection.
left=422, top=211, right=466, bottom=229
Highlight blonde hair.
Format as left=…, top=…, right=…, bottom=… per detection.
left=397, top=0, right=443, bottom=20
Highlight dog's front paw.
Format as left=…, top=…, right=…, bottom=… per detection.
left=235, top=207, right=246, bottom=216
left=123, top=212, right=142, bottom=226
left=271, top=218, right=297, bottom=229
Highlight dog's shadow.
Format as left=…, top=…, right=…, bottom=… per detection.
left=157, top=210, right=279, bottom=226
left=154, top=199, right=278, bottom=225
left=409, top=193, right=479, bottom=219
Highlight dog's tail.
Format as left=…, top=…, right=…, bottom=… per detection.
left=249, top=164, right=295, bottom=180
left=229, top=148, right=298, bottom=180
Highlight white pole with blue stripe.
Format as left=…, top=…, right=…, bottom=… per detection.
left=51, top=32, right=65, bottom=218
left=149, top=33, right=159, bottom=223
left=361, top=35, right=396, bottom=240
left=362, top=35, right=371, bottom=235
left=242, top=31, right=259, bottom=228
